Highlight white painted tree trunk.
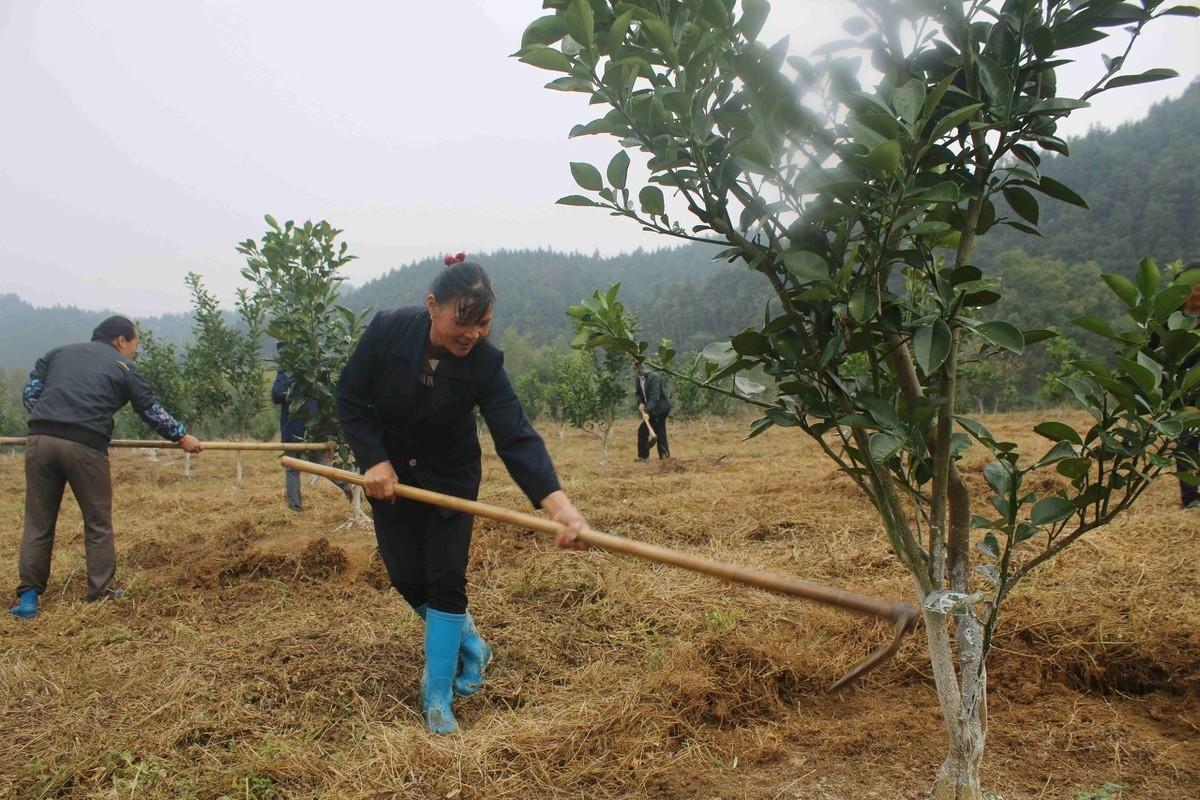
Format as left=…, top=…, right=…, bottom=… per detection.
left=236, top=451, right=244, bottom=483
left=924, top=607, right=986, bottom=800
left=184, top=452, right=191, bottom=478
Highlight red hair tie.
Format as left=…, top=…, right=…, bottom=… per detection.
left=443, top=252, right=466, bottom=266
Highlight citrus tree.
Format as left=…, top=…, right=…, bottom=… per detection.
left=519, top=0, right=1200, bottom=796
left=181, top=273, right=267, bottom=480
left=238, top=216, right=367, bottom=471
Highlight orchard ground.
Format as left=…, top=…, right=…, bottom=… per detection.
left=0, top=412, right=1196, bottom=799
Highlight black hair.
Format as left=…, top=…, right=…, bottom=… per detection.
left=91, top=315, right=137, bottom=343
left=430, top=261, right=495, bottom=325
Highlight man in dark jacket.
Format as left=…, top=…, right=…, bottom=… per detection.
left=11, top=316, right=203, bottom=619
left=633, top=361, right=671, bottom=460
left=271, top=366, right=350, bottom=511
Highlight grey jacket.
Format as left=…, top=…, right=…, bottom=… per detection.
left=24, top=340, right=186, bottom=451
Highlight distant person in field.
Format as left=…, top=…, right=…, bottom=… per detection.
left=10, top=315, right=203, bottom=620
left=337, top=253, right=591, bottom=734
left=271, top=356, right=352, bottom=511
left=633, top=360, right=671, bottom=460
left=1176, top=262, right=1200, bottom=510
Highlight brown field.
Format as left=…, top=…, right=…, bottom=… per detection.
left=1, top=412, right=1197, bottom=800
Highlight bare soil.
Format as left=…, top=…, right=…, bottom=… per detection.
left=0, top=412, right=1196, bottom=799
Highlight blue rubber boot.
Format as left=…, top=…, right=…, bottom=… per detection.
left=453, top=612, right=492, bottom=697
left=421, top=608, right=465, bottom=734
left=9, top=588, right=38, bottom=619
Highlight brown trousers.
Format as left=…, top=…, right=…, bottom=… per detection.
left=17, top=434, right=116, bottom=600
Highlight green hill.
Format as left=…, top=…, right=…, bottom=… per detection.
left=978, top=79, right=1200, bottom=274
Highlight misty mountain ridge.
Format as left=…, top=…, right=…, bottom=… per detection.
left=2, top=79, right=1196, bottom=375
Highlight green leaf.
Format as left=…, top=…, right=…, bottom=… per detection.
left=869, top=432, right=905, bottom=462
left=734, top=375, right=766, bottom=396
left=519, top=46, right=574, bottom=73
left=606, top=151, right=630, bottom=191
left=862, top=140, right=902, bottom=175
left=545, top=76, right=594, bottom=92
left=557, top=194, right=602, bottom=207
left=699, top=0, right=733, bottom=28
left=738, top=0, right=771, bottom=41
left=975, top=321, right=1024, bottom=354
left=956, top=416, right=995, bottom=443
left=1072, top=315, right=1120, bottom=341
left=1137, top=256, right=1161, bottom=299
left=522, top=15, right=567, bottom=47
left=893, top=79, right=926, bottom=125
left=1002, top=186, right=1039, bottom=225
left=1031, top=497, right=1075, bottom=526
left=1022, top=329, right=1058, bottom=345
left=1034, top=421, right=1082, bottom=446
left=1159, top=6, right=1200, bottom=17
left=1182, top=363, right=1200, bottom=393
left=1039, top=440, right=1079, bottom=466
left=1155, top=285, right=1194, bottom=319
left=731, top=330, right=769, bottom=356
left=638, top=185, right=666, bottom=215
left=848, top=286, right=880, bottom=322
left=984, top=461, right=1012, bottom=497
left=569, top=162, right=604, bottom=191
left=608, top=9, right=634, bottom=53
left=1030, top=176, right=1088, bottom=209
left=976, top=55, right=1013, bottom=112
left=930, top=103, right=984, bottom=140
left=1104, top=68, right=1179, bottom=90
left=1102, top=274, right=1139, bottom=308
left=1029, top=26, right=1055, bottom=59
left=1056, top=457, right=1091, bottom=480
left=783, top=250, right=829, bottom=283
left=910, top=182, right=960, bottom=203
left=913, top=319, right=952, bottom=375
left=563, top=0, right=595, bottom=48
left=1029, top=97, right=1089, bottom=114
left=642, top=18, right=675, bottom=53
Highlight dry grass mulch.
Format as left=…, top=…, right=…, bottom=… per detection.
left=0, top=411, right=1197, bottom=799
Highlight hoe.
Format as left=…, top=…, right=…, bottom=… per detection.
left=281, top=456, right=918, bottom=690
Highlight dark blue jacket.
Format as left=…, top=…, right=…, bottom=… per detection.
left=271, top=370, right=314, bottom=443
left=336, top=307, right=560, bottom=507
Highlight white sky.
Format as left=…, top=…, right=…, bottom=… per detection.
left=1, top=1, right=1196, bottom=316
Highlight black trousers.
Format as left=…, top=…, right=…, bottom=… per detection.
left=1178, top=432, right=1200, bottom=507
left=370, top=496, right=473, bottom=614
left=637, top=413, right=670, bottom=459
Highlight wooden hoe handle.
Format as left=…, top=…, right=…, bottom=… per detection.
left=0, top=437, right=334, bottom=452
left=279, top=456, right=919, bottom=690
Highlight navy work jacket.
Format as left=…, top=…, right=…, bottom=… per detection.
left=336, top=307, right=560, bottom=507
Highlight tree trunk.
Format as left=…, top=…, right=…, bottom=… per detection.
left=924, top=607, right=986, bottom=800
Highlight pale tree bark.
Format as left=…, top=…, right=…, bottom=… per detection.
left=926, top=606, right=985, bottom=800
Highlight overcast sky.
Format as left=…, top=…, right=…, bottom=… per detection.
left=1, top=1, right=1196, bottom=316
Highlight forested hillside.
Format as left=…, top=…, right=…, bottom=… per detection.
left=978, top=79, right=1199, bottom=274
left=336, top=244, right=770, bottom=352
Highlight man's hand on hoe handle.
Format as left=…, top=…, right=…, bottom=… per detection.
left=363, top=460, right=399, bottom=501
left=179, top=434, right=204, bottom=454
left=539, top=490, right=590, bottom=551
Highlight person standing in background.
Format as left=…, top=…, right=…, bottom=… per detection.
left=633, top=360, right=671, bottom=460
left=271, top=361, right=351, bottom=511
